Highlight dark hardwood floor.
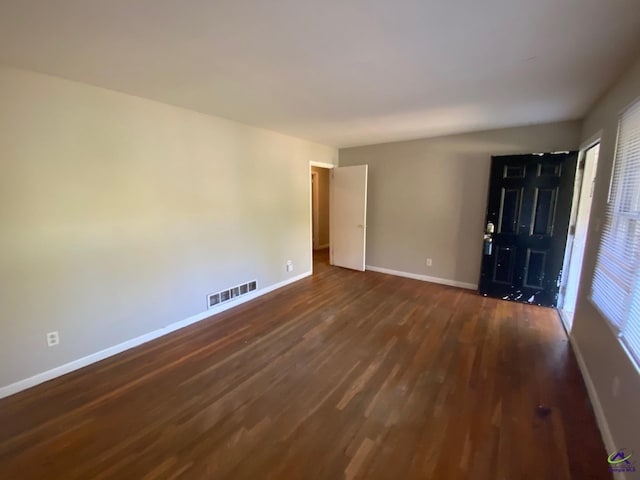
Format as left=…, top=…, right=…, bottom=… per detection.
left=0, top=251, right=609, bottom=479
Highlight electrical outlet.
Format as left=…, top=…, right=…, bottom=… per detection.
left=46, top=331, right=60, bottom=347
left=426, top=258, right=433, bottom=267
left=286, top=260, right=294, bottom=272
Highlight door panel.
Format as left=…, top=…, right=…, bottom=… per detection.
left=531, top=187, right=558, bottom=235
left=524, top=249, right=547, bottom=288
left=479, top=153, right=577, bottom=307
left=498, top=187, right=522, bottom=233
left=493, top=246, right=517, bottom=284
left=330, top=165, right=368, bottom=271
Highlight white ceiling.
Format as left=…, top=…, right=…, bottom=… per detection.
left=1, top=0, right=639, bottom=148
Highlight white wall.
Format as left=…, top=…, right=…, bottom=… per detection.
left=0, top=66, right=337, bottom=390
left=339, top=121, right=581, bottom=287
left=570, top=52, right=640, bottom=455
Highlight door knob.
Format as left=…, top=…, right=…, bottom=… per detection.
left=486, top=221, right=495, bottom=234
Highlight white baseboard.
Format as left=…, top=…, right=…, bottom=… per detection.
left=365, top=265, right=477, bottom=290
left=568, top=332, right=618, bottom=472
left=0, top=271, right=312, bottom=399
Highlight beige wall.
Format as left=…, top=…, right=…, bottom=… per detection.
left=339, top=121, right=581, bottom=286
left=311, top=166, right=330, bottom=248
left=570, top=52, right=640, bottom=453
left=0, top=66, right=337, bottom=389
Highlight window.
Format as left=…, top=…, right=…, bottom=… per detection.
left=592, top=98, right=640, bottom=366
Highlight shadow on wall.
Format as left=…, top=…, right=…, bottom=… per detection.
left=452, top=153, right=492, bottom=287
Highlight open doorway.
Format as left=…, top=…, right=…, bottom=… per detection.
left=310, top=162, right=368, bottom=274
left=559, top=142, right=600, bottom=331
left=311, top=165, right=331, bottom=274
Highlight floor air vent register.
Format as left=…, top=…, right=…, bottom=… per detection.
left=207, top=280, right=257, bottom=308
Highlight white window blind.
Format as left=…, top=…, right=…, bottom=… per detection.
left=592, top=98, right=640, bottom=366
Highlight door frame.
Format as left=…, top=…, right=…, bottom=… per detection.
left=309, top=161, right=335, bottom=270
left=558, top=135, right=601, bottom=331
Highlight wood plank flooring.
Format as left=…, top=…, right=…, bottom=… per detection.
left=0, top=252, right=610, bottom=479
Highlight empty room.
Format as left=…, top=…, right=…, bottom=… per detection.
left=1, top=1, right=640, bottom=479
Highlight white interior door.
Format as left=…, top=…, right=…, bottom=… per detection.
left=330, top=165, right=368, bottom=271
